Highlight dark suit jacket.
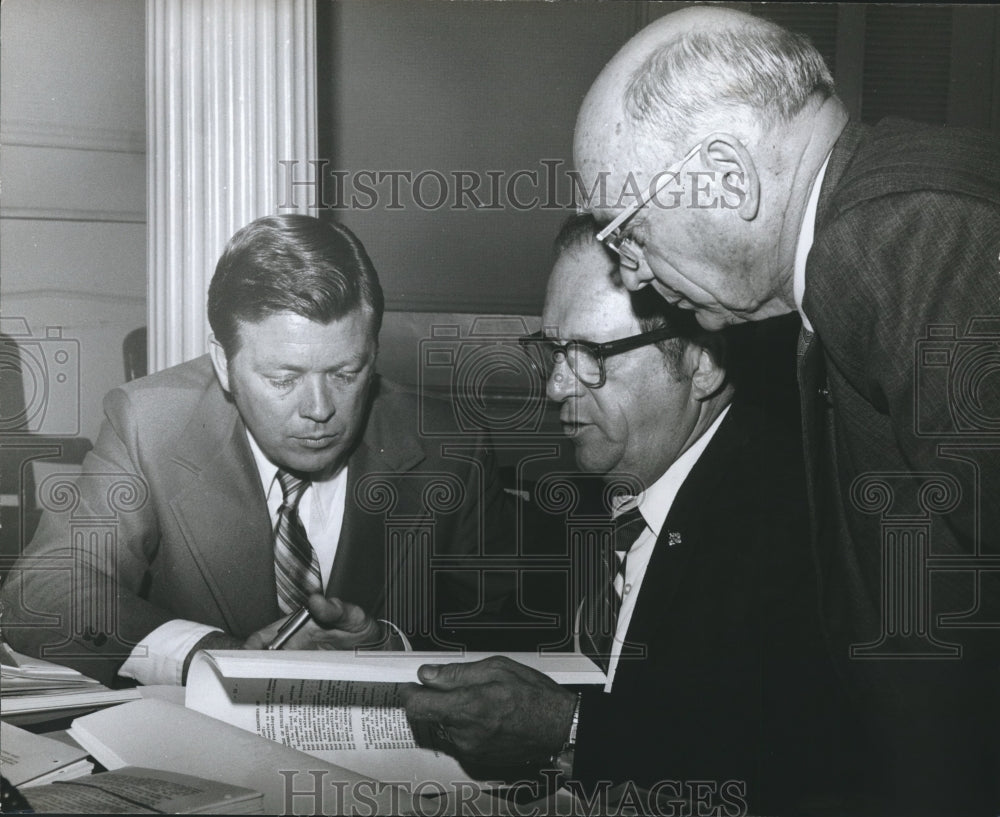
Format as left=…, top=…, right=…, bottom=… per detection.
left=801, top=118, right=1000, bottom=814
left=568, top=398, right=842, bottom=815
left=1, top=356, right=508, bottom=685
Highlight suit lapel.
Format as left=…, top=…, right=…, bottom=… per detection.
left=620, top=521, right=694, bottom=663
left=328, top=441, right=392, bottom=613
left=327, top=382, right=426, bottom=618
left=797, top=329, right=831, bottom=596
left=168, top=389, right=278, bottom=634
left=623, top=406, right=747, bottom=648
left=801, top=122, right=866, bottom=603
left=800, top=119, right=863, bottom=464
left=814, top=120, right=867, bottom=234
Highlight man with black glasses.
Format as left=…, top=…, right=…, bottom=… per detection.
left=402, top=216, right=842, bottom=815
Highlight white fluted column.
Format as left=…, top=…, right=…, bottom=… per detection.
left=146, top=0, right=317, bottom=371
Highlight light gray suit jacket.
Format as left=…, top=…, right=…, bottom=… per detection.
left=1, top=356, right=507, bottom=685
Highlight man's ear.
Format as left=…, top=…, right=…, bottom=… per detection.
left=690, top=347, right=727, bottom=401
left=701, top=132, right=760, bottom=222
left=208, top=335, right=232, bottom=393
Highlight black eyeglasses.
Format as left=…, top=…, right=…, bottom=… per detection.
left=518, top=326, right=682, bottom=389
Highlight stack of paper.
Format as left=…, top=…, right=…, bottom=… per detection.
left=1, top=642, right=101, bottom=688
left=0, top=643, right=140, bottom=719
left=20, top=767, right=263, bottom=814
left=0, top=722, right=94, bottom=787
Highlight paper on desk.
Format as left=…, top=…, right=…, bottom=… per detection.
left=21, top=766, right=263, bottom=814
left=0, top=644, right=94, bottom=678
left=0, top=643, right=141, bottom=718
left=0, top=721, right=93, bottom=788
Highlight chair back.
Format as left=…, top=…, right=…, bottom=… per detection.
left=123, top=327, right=147, bottom=382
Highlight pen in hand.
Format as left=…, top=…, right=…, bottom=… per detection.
left=266, top=605, right=312, bottom=650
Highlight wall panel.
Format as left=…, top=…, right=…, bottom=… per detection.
left=318, top=0, right=638, bottom=314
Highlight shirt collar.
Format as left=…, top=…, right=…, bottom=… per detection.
left=793, top=150, right=833, bottom=335
left=246, top=430, right=279, bottom=497
left=614, top=404, right=731, bottom=540
left=244, top=429, right=345, bottom=499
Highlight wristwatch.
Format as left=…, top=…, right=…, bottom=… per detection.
left=549, top=691, right=583, bottom=779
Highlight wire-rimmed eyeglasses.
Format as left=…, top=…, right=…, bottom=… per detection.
left=594, top=142, right=702, bottom=271
left=518, top=326, right=682, bottom=389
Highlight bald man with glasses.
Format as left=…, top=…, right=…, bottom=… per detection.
left=402, top=216, right=844, bottom=815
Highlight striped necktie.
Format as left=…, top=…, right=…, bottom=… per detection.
left=273, top=470, right=323, bottom=615
left=610, top=505, right=646, bottom=621
left=585, top=504, right=647, bottom=672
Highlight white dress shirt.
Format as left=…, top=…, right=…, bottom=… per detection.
left=119, top=431, right=348, bottom=685
left=601, top=405, right=731, bottom=692
left=793, top=151, right=833, bottom=334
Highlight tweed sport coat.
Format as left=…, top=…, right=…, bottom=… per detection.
left=800, top=118, right=1000, bottom=814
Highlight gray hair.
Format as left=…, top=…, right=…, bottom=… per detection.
left=624, top=21, right=834, bottom=150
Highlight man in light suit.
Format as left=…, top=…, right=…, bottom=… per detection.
left=402, top=217, right=840, bottom=815
left=1, top=215, right=506, bottom=687
left=572, top=7, right=1000, bottom=814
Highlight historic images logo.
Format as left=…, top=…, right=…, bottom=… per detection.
left=849, top=318, right=1000, bottom=659
left=277, top=160, right=746, bottom=213
left=1, top=317, right=81, bottom=436
left=417, top=318, right=563, bottom=439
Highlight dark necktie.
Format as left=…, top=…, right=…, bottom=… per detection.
left=585, top=504, right=647, bottom=672
left=610, top=505, right=646, bottom=621
left=273, top=470, right=323, bottom=615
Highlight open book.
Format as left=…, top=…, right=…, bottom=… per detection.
left=186, top=650, right=604, bottom=791
left=69, top=698, right=417, bottom=815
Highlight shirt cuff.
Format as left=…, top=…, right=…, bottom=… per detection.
left=118, top=620, right=223, bottom=686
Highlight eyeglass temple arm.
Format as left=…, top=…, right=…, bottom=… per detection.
left=595, top=143, right=703, bottom=242
left=594, top=326, right=680, bottom=356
